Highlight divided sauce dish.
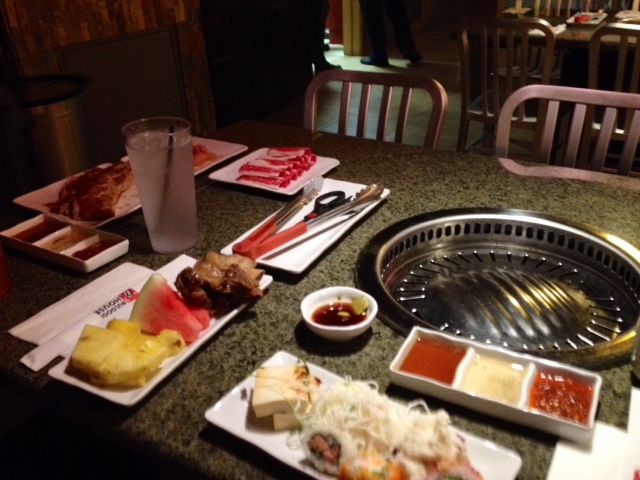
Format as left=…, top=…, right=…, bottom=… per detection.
left=0, top=214, right=128, bottom=272
left=389, top=326, right=602, bottom=443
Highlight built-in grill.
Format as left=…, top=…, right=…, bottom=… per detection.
left=356, top=208, right=640, bottom=367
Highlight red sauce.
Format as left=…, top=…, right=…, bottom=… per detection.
left=399, top=338, right=467, bottom=385
left=529, top=372, right=594, bottom=425
left=12, top=221, right=62, bottom=243
left=71, top=240, right=118, bottom=260
left=312, top=302, right=368, bottom=327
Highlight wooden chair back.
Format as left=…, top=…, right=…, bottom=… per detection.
left=495, top=84, right=640, bottom=175
left=457, top=16, right=557, bottom=152
left=589, top=22, right=640, bottom=95
left=303, top=69, right=449, bottom=148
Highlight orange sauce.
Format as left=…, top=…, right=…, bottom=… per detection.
left=12, top=221, right=62, bottom=243
left=529, top=372, right=593, bottom=425
left=399, top=338, right=467, bottom=385
left=71, top=240, right=118, bottom=260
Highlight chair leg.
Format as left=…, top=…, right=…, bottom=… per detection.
left=457, top=118, right=469, bottom=152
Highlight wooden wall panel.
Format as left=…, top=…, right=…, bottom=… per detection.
left=0, top=0, right=216, bottom=135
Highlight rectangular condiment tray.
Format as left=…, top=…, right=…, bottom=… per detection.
left=389, top=326, right=602, bottom=442
left=1, top=214, right=128, bottom=272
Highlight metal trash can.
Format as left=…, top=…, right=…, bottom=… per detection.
left=0, top=85, right=39, bottom=214
left=15, top=74, right=90, bottom=185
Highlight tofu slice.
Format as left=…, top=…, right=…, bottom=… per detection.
left=251, top=364, right=320, bottom=420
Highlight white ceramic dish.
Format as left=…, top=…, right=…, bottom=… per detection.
left=204, top=351, right=522, bottom=480
left=0, top=214, right=128, bottom=273
left=300, top=286, right=377, bottom=342
left=208, top=147, right=340, bottom=195
left=389, top=327, right=602, bottom=443
left=13, top=137, right=247, bottom=227
left=48, top=270, right=273, bottom=406
left=221, top=178, right=390, bottom=273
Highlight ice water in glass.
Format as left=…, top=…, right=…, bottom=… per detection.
left=123, top=117, right=197, bottom=253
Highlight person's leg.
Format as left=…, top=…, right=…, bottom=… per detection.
left=383, top=0, right=422, bottom=63
left=359, top=0, right=390, bottom=66
left=312, top=0, right=341, bottom=72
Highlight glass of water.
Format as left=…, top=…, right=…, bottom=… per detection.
left=122, top=117, right=197, bottom=253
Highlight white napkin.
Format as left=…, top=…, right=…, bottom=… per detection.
left=9, top=262, right=152, bottom=345
left=529, top=24, right=567, bottom=36
left=499, top=158, right=640, bottom=191
left=621, top=387, right=640, bottom=479
left=546, top=421, right=629, bottom=479
left=616, top=10, right=640, bottom=20
left=13, top=254, right=196, bottom=372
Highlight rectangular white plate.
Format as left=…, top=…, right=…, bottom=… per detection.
left=48, top=269, right=273, bottom=406
left=566, top=12, right=607, bottom=26
left=13, top=137, right=247, bottom=228
left=208, top=147, right=340, bottom=196
left=389, top=327, right=602, bottom=443
left=204, top=351, right=522, bottom=480
left=221, top=178, right=390, bottom=274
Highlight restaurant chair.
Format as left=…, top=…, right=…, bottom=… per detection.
left=581, top=22, right=640, bottom=166
left=495, top=84, right=640, bottom=175
left=457, top=16, right=558, bottom=153
left=303, top=69, right=449, bottom=148
left=589, top=22, right=640, bottom=95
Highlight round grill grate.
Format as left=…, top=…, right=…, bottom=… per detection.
left=356, top=208, right=640, bottom=366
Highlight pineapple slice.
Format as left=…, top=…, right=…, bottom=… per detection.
left=70, top=319, right=186, bottom=388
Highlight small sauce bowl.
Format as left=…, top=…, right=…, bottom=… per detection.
left=301, top=286, right=377, bottom=342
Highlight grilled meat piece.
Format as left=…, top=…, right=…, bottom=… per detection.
left=175, top=252, right=264, bottom=317
left=48, top=162, right=134, bottom=221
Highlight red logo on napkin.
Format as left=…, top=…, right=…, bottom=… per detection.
left=94, top=288, right=139, bottom=319
left=118, top=288, right=138, bottom=303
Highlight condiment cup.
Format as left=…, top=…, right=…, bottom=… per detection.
left=301, top=286, right=377, bottom=342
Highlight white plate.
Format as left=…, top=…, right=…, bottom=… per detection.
left=221, top=178, right=390, bottom=273
left=208, top=147, right=340, bottom=195
left=389, top=327, right=602, bottom=443
left=48, top=268, right=273, bottom=406
left=566, top=12, right=607, bottom=26
left=204, top=351, right=523, bottom=480
left=13, top=137, right=247, bottom=228
left=192, top=137, right=248, bottom=176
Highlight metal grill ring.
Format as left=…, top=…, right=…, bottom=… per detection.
left=355, top=208, right=640, bottom=366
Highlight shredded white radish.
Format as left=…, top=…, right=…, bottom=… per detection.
left=297, top=379, right=467, bottom=479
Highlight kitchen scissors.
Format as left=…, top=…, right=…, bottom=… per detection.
left=303, top=191, right=351, bottom=221
left=232, top=182, right=385, bottom=260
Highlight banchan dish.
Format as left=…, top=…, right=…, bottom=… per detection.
left=389, top=326, right=602, bottom=443
left=1, top=214, right=128, bottom=273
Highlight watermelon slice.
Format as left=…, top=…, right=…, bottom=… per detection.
left=188, top=305, right=211, bottom=329
left=130, top=273, right=204, bottom=343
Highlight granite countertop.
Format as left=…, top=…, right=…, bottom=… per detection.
left=0, top=120, right=638, bottom=479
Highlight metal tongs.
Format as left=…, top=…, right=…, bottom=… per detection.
left=233, top=182, right=385, bottom=260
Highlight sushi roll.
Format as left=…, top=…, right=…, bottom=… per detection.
left=338, top=451, right=407, bottom=480
left=302, top=428, right=354, bottom=476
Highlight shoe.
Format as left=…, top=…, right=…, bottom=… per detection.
left=404, top=52, right=423, bottom=64
left=360, top=57, right=390, bottom=67
left=314, top=62, right=342, bottom=73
